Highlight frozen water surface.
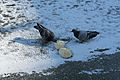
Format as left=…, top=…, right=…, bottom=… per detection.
left=0, top=0, right=120, bottom=75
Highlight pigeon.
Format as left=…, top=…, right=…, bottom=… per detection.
left=71, top=29, right=99, bottom=43
left=34, top=23, right=56, bottom=43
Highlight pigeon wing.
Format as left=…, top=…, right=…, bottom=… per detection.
left=78, top=31, right=88, bottom=42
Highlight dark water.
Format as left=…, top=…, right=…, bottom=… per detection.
left=1, top=52, right=120, bottom=80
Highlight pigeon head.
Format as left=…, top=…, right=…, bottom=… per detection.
left=71, top=29, right=77, bottom=32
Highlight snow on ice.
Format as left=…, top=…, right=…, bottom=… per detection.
left=0, top=0, right=120, bottom=74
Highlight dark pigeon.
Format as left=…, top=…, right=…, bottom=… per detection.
left=71, top=29, right=99, bottom=43
left=34, top=23, right=56, bottom=43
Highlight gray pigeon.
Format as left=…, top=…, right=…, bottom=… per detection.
left=34, top=23, right=56, bottom=43
left=71, top=29, right=99, bottom=43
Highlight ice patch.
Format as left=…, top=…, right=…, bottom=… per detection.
left=0, top=0, right=120, bottom=75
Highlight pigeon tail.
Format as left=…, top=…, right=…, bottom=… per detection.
left=34, top=23, right=44, bottom=32
left=37, top=23, right=47, bottom=30
left=87, top=31, right=99, bottom=39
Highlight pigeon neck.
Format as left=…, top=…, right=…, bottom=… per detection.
left=74, top=31, right=79, bottom=38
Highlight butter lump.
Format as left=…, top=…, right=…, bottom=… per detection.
left=55, top=41, right=65, bottom=49
left=59, top=48, right=72, bottom=59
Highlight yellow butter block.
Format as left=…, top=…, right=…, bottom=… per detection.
left=55, top=41, right=65, bottom=49
left=59, top=48, right=72, bottom=59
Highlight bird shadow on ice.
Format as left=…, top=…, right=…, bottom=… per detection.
left=11, top=37, right=54, bottom=48
left=11, top=37, right=43, bottom=47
